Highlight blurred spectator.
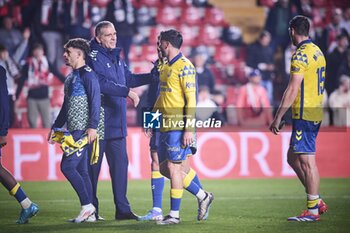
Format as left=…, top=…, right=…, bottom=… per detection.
left=236, top=69, right=272, bottom=127
left=326, top=32, right=349, bottom=95
left=246, top=30, right=275, bottom=104
left=337, top=49, right=350, bottom=78
left=105, top=0, right=137, bottom=66
left=265, top=0, right=294, bottom=54
left=211, top=89, right=227, bottom=124
left=0, top=44, right=21, bottom=127
left=63, top=0, right=92, bottom=39
left=221, top=25, right=243, bottom=47
left=0, top=16, right=31, bottom=62
left=340, top=7, right=350, bottom=36
left=320, top=8, right=347, bottom=54
left=40, top=0, right=65, bottom=71
left=16, top=43, right=54, bottom=128
left=193, top=46, right=215, bottom=93
left=191, top=0, right=212, bottom=8
left=329, top=75, right=350, bottom=126
left=197, top=86, right=217, bottom=121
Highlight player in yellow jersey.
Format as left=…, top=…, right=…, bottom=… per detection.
left=270, top=15, right=328, bottom=222
left=152, top=29, right=213, bottom=225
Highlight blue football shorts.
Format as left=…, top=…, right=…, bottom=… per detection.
left=290, top=119, right=321, bottom=154
left=158, top=130, right=192, bottom=163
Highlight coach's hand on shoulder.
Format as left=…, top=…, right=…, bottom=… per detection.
left=86, top=128, right=97, bottom=144
left=47, top=130, right=55, bottom=144
left=0, top=136, right=7, bottom=148
left=128, top=90, right=140, bottom=107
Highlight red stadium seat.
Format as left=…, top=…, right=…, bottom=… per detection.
left=156, top=6, right=179, bottom=25
left=163, top=0, right=186, bottom=7
left=181, top=6, right=203, bottom=26
left=214, top=44, right=236, bottom=65
left=129, top=45, right=143, bottom=62
left=142, top=44, right=159, bottom=62
left=204, top=7, right=226, bottom=26
left=197, top=24, right=222, bottom=46
left=179, top=24, right=199, bottom=46
left=139, top=0, right=163, bottom=8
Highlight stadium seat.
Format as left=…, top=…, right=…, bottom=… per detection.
left=214, top=44, right=236, bottom=65
left=197, top=24, right=222, bottom=46
left=204, top=7, right=226, bottom=26
left=179, top=24, right=199, bottom=47
left=163, top=0, right=186, bottom=7
left=181, top=6, right=203, bottom=26
left=129, top=45, right=143, bottom=62
left=139, top=0, right=163, bottom=8
left=142, top=44, right=159, bottom=62
left=156, top=6, right=179, bottom=26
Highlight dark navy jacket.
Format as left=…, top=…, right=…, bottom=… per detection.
left=89, top=39, right=152, bottom=139
left=0, top=66, right=9, bottom=137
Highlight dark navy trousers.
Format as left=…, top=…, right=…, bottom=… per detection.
left=88, top=138, right=131, bottom=216
left=61, top=146, right=92, bottom=206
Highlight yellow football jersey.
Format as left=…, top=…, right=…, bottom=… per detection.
left=290, top=39, right=326, bottom=122
left=153, top=53, right=197, bottom=131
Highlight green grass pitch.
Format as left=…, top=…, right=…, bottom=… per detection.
left=1, top=179, right=350, bottom=233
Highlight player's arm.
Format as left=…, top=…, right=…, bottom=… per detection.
left=82, top=72, right=101, bottom=143
left=124, top=62, right=153, bottom=88
left=88, top=59, right=130, bottom=97
left=180, top=71, right=197, bottom=146
left=270, top=73, right=303, bottom=134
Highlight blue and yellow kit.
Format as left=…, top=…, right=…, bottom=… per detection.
left=153, top=53, right=196, bottom=132
left=290, top=39, right=325, bottom=154
left=290, top=39, right=326, bottom=122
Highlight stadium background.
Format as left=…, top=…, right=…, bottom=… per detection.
left=0, top=0, right=350, bottom=232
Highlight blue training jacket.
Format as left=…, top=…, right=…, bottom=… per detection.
left=89, top=39, right=152, bottom=139
left=0, top=65, right=9, bottom=137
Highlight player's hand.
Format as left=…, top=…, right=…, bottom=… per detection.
left=144, top=128, right=153, bottom=138
left=269, top=118, right=284, bottom=135
left=182, top=131, right=194, bottom=147
left=0, top=136, right=7, bottom=148
left=128, top=90, right=140, bottom=107
left=86, top=128, right=97, bottom=144
left=47, top=130, right=55, bottom=144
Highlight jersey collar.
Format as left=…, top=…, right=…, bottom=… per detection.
left=296, top=39, right=312, bottom=49
left=168, top=52, right=182, bottom=66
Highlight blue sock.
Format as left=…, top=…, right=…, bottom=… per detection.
left=151, top=171, right=164, bottom=209
left=193, top=174, right=203, bottom=189
left=9, top=183, right=27, bottom=203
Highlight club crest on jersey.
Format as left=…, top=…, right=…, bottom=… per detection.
left=107, top=63, right=111, bottom=68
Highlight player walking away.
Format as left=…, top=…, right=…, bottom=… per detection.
left=269, top=15, right=328, bottom=222
left=48, top=38, right=100, bottom=223
left=152, top=29, right=214, bottom=225
left=0, top=65, right=39, bottom=224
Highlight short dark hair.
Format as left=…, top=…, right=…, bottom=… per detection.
left=64, top=38, right=90, bottom=60
left=160, top=29, right=183, bottom=49
left=289, top=15, right=310, bottom=37
left=95, top=21, right=114, bottom=37
left=0, top=43, right=7, bottom=52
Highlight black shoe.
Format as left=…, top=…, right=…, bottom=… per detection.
left=115, top=212, right=139, bottom=220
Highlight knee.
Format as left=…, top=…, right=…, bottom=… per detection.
left=61, top=161, right=74, bottom=176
